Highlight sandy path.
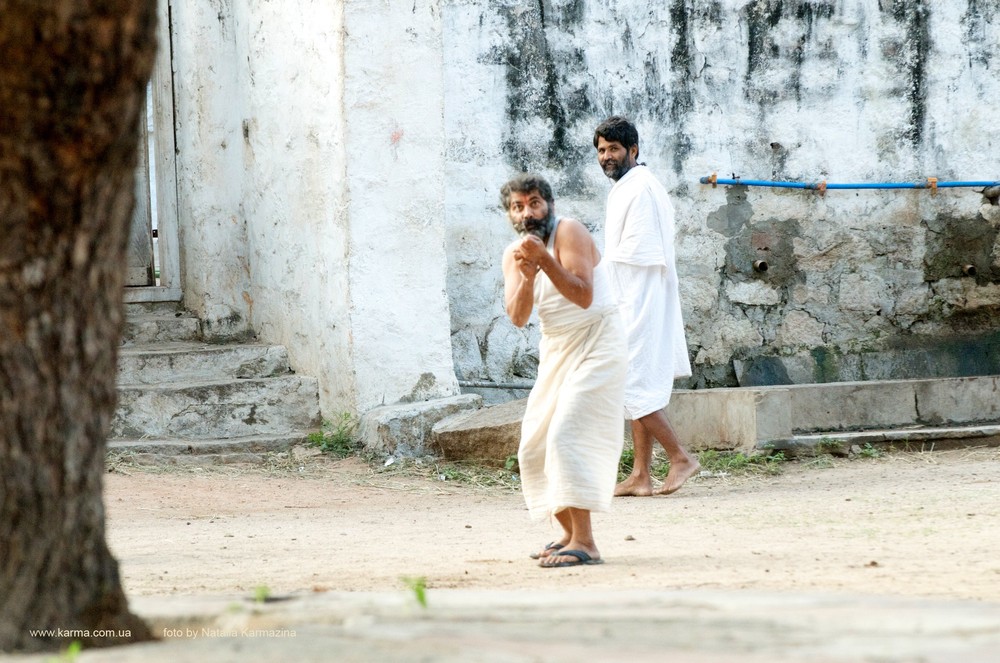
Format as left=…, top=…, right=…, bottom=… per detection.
left=104, top=447, right=1000, bottom=601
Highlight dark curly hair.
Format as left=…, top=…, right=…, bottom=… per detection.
left=593, top=116, right=639, bottom=159
left=499, top=173, right=554, bottom=211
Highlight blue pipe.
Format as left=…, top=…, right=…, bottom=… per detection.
left=699, top=174, right=1000, bottom=191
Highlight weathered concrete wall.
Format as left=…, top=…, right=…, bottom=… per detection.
left=443, top=0, right=1000, bottom=389
left=169, top=0, right=459, bottom=415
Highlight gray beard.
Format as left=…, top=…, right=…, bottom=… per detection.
left=515, top=210, right=556, bottom=242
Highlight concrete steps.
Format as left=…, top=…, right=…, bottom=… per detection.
left=111, top=304, right=321, bottom=464
left=118, top=342, right=292, bottom=384
left=769, top=424, right=1000, bottom=456
left=108, top=434, right=310, bottom=465
left=112, top=375, right=320, bottom=439
left=122, top=309, right=202, bottom=345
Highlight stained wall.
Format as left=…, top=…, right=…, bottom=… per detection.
left=444, top=0, right=1000, bottom=389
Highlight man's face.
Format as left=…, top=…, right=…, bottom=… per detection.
left=596, top=136, right=638, bottom=181
left=506, top=189, right=554, bottom=240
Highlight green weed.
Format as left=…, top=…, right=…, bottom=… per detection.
left=804, top=455, right=835, bottom=469
left=253, top=585, right=271, bottom=604
left=855, top=443, right=883, bottom=459
left=307, top=412, right=359, bottom=457
left=46, top=641, right=82, bottom=663
left=431, top=461, right=521, bottom=490
left=698, top=449, right=786, bottom=476
left=815, top=437, right=847, bottom=455
left=402, top=576, right=428, bottom=608
left=617, top=445, right=673, bottom=480
left=618, top=446, right=786, bottom=481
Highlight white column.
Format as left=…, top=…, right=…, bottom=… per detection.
left=343, top=0, right=459, bottom=409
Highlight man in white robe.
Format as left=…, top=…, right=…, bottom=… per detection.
left=500, top=173, right=626, bottom=567
left=594, top=116, right=700, bottom=496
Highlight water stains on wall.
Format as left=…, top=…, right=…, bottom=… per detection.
left=961, top=0, right=998, bottom=70
left=484, top=1, right=592, bottom=181
left=743, top=0, right=836, bottom=105
left=881, top=0, right=930, bottom=146
left=923, top=212, right=999, bottom=283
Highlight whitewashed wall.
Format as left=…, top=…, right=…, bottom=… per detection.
left=166, top=0, right=1000, bottom=421
left=170, top=0, right=458, bottom=415
left=443, top=0, right=1000, bottom=389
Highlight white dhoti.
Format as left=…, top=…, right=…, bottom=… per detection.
left=518, top=311, right=626, bottom=521
left=608, top=261, right=691, bottom=419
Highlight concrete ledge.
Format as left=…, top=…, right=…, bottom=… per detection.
left=122, top=313, right=201, bottom=345
left=678, top=375, right=1000, bottom=451
left=914, top=376, right=1000, bottom=425
left=359, top=394, right=482, bottom=457
left=667, top=387, right=792, bottom=453
left=763, top=425, right=1000, bottom=456
left=394, top=376, right=1000, bottom=463
left=108, top=433, right=314, bottom=463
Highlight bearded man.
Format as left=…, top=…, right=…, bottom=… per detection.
left=500, top=173, right=626, bottom=568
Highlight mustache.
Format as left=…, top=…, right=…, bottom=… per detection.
left=514, top=211, right=555, bottom=238
left=602, top=160, right=632, bottom=180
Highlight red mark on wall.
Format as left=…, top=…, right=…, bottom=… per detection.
left=390, top=129, right=404, bottom=145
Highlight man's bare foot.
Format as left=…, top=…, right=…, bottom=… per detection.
left=655, top=457, right=701, bottom=495
left=529, top=541, right=567, bottom=560
left=614, top=475, right=653, bottom=497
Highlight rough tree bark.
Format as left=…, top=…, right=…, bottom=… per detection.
left=0, top=0, right=158, bottom=653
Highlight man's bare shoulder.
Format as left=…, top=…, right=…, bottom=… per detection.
left=556, top=217, right=591, bottom=236
left=555, top=218, right=595, bottom=244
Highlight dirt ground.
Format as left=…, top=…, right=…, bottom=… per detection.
left=104, top=446, right=1000, bottom=602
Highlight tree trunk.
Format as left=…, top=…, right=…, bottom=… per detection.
left=0, top=1, right=158, bottom=652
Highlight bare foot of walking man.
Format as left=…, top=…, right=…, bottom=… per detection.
left=615, top=412, right=700, bottom=496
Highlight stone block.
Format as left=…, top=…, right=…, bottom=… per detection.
left=122, top=314, right=201, bottom=346
left=431, top=398, right=526, bottom=467
left=668, top=389, right=757, bottom=453
left=752, top=388, right=793, bottom=442
left=112, top=376, right=321, bottom=439
left=118, top=342, right=291, bottom=384
left=359, top=394, right=482, bottom=458
left=108, top=434, right=310, bottom=465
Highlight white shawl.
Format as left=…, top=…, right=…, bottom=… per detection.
left=603, top=166, right=692, bottom=419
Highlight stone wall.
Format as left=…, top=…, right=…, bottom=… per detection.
left=442, top=0, right=1000, bottom=389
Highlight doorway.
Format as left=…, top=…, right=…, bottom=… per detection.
left=125, top=0, right=180, bottom=304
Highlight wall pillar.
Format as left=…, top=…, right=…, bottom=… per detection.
left=343, top=0, right=459, bottom=410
